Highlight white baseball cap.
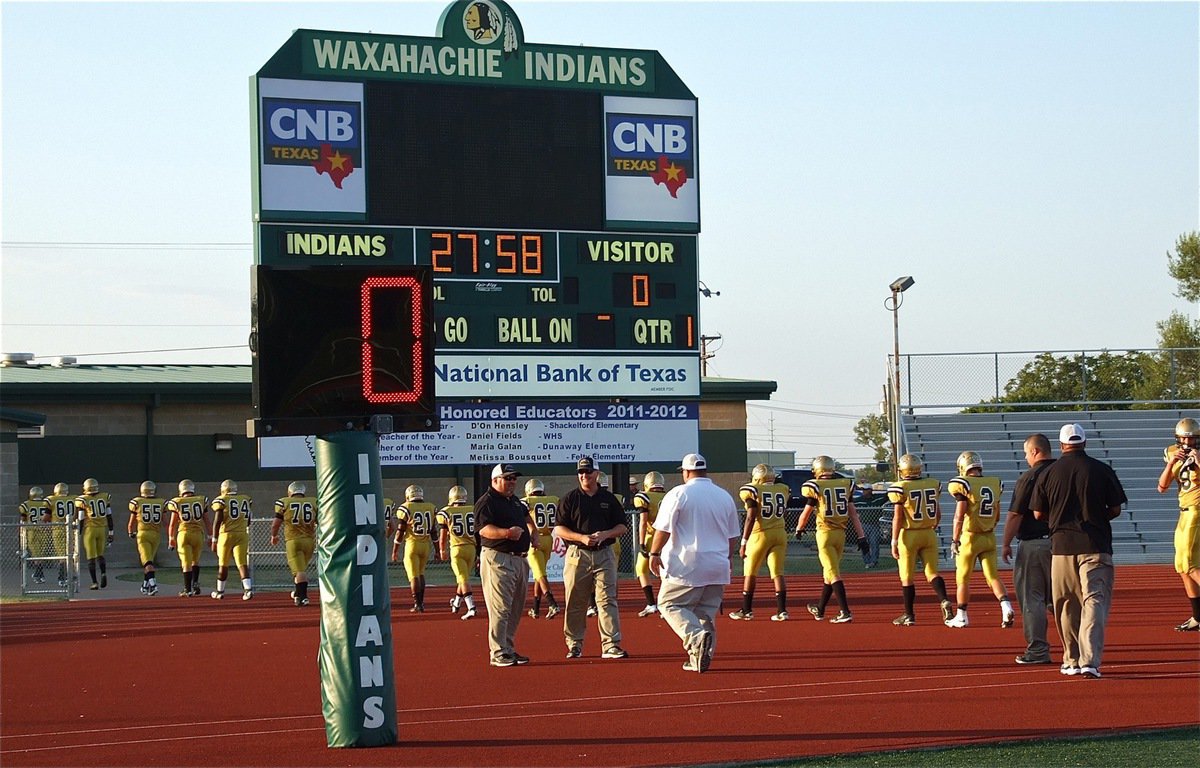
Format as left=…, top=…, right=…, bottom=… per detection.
left=490, top=463, right=522, bottom=479
left=677, top=453, right=707, bottom=471
left=1059, top=423, right=1086, bottom=445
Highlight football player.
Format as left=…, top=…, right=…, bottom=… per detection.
left=18, top=487, right=50, bottom=584
left=522, top=478, right=561, bottom=619
left=731, top=464, right=792, bottom=621
left=798, top=456, right=870, bottom=623
left=209, top=479, right=254, bottom=601
left=166, top=479, right=212, bottom=596
left=1158, top=417, right=1200, bottom=631
left=438, top=485, right=479, bottom=619
left=74, top=478, right=115, bottom=590
left=45, top=483, right=73, bottom=586
left=945, top=452, right=1015, bottom=628
left=887, top=455, right=953, bottom=626
left=392, top=484, right=436, bottom=613
left=633, top=471, right=668, bottom=616
left=272, top=482, right=316, bottom=606
left=127, top=481, right=166, bottom=595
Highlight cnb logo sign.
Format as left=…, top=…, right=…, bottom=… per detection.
left=263, top=98, right=362, bottom=188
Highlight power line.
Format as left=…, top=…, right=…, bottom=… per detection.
left=3, top=241, right=250, bottom=250
left=34, top=345, right=247, bottom=359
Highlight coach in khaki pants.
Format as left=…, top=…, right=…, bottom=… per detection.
left=475, top=463, right=539, bottom=668
left=1032, top=424, right=1127, bottom=679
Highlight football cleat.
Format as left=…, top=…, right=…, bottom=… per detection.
left=545, top=605, right=560, bottom=619
left=643, top=471, right=665, bottom=491
left=461, top=608, right=476, bottom=620
left=100, top=574, right=107, bottom=589
left=638, top=604, right=659, bottom=617
left=450, top=597, right=462, bottom=614
left=945, top=614, right=969, bottom=628
left=296, top=596, right=310, bottom=606
left=179, top=589, right=192, bottom=597
left=893, top=613, right=916, bottom=626
left=729, top=609, right=753, bottom=621
left=806, top=604, right=824, bottom=621
left=751, top=463, right=776, bottom=484
left=1175, top=617, right=1200, bottom=632
left=191, top=585, right=201, bottom=596
left=147, top=584, right=158, bottom=596
left=242, top=590, right=253, bottom=601
left=941, top=600, right=955, bottom=622
left=770, top=611, right=789, bottom=622
left=898, top=454, right=924, bottom=479
left=140, top=584, right=150, bottom=595
left=811, top=455, right=837, bottom=478
left=211, top=590, right=225, bottom=600
left=830, top=611, right=854, bottom=624
left=527, top=608, right=538, bottom=619
left=956, top=451, right=983, bottom=476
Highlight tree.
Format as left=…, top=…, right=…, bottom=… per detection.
left=853, top=413, right=891, bottom=484
left=1167, top=231, right=1200, bottom=303
left=1132, top=311, right=1200, bottom=405
left=965, top=350, right=1154, bottom=411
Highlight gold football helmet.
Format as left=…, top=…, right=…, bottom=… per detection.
left=28, top=486, right=45, bottom=500
left=1176, top=417, right=1200, bottom=445
left=811, top=456, right=837, bottom=478
left=287, top=481, right=306, bottom=496
left=751, top=463, right=775, bottom=484
left=448, top=485, right=469, bottom=505
left=139, top=481, right=157, bottom=497
left=405, top=484, right=424, bottom=502
left=898, top=454, right=924, bottom=480
left=524, top=478, right=544, bottom=496
left=956, top=451, right=983, bottom=475
left=53, top=483, right=69, bottom=496
left=220, top=479, right=238, bottom=495
left=598, top=472, right=610, bottom=489
left=643, top=471, right=665, bottom=491
left=82, top=478, right=100, bottom=494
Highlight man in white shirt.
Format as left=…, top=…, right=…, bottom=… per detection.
left=649, top=453, right=741, bottom=673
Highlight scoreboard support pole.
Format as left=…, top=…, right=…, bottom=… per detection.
left=314, top=431, right=397, bottom=748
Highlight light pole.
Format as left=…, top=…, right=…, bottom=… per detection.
left=885, top=276, right=914, bottom=479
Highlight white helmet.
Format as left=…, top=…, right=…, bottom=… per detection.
left=405, top=484, right=424, bottom=502
left=287, top=481, right=306, bottom=496
left=28, top=486, right=45, bottom=500
left=82, top=478, right=100, bottom=494
left=220, top=479, right=238, bottom=495
left=139, top=481, right=157, bottom=497
left=811, top=456, right=837, bottom=478
left=178, top=479, right=196, bottom=495
left=751, top=463, right=775, bottom=483
left=524, top=478, right=544, bottom=496
left=598, top=472, right=610, bottom=489
left=53, top=483, right=69, bottom=496
left=448, top=485, right=469, bottom=505
left=643, top=471, right=665, bottom=491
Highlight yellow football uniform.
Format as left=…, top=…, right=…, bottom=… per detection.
left=274, top=495, right=317, bottom=576
left=45, top=492, right=73, bottom=557
left=19, top=498, right=51, bottom=560
left=211, top=493, right=253, bottom=569
left=382, top=497, right=396, bottom=542
left=396, top=500, right=436, bottom=583
left=437, top=502, right=478, bottom=588
left=633, top=490, right=665, bottom=579
left=522, top=493, right=559, bottom=581
left=75, top=493, right=113, bottom=559
left=738, top=480, right=791, bottom=578
left=167, top=494, right=210, bottom=570
left=801, top=477, right=856, bottom=582
left=947, top=475, right=1004, bottom=585
left=1168, top=449, right=1200, bottom=575
left=887, top=477, right=942, bottom=583
left=128, top=495, right=167, bottom=566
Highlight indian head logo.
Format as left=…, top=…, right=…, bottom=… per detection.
left=462, top=1, right=519, bottom=58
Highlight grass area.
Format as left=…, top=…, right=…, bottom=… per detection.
left=733, top=727, right=1200, bottom=768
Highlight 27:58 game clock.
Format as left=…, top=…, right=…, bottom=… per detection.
left=249, top=265, right=438, bottom=437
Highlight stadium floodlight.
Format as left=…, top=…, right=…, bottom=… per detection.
left=889, top=275, right=915, bottom=293
left=885, top=276, right=916, bottom=479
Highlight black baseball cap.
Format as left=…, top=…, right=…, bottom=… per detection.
left=576, top=456, right=598, bottom=473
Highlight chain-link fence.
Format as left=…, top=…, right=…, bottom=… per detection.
left=0, top=520, right=79, bottom=599
left=899, top=347, right=1200, bottom=411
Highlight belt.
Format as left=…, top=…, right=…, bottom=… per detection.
left=488, top=548, right=528, bottom=558
left=570, top=543, right=608, bottom=552
left=1018, top=535, right=1049, bottom=541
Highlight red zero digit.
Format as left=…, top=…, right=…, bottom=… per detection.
left=361, top=276, right=424, bottom=403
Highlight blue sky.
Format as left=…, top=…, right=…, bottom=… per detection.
left=2, top=1, right=1197, bottom=464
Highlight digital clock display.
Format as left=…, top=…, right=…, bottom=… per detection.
left=250, top=265, right=437, bottom=437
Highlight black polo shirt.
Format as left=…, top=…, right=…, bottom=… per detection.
left=1030, top=450, right=1127, bottom=556
left=474, top=487, right=530, bottom=555
left=558, top=487, right=626, bottom=548
left=1008, top=458, right=1054, bottom=540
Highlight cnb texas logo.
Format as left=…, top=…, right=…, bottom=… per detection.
left=263, top=98, right=361, bottom=189
left=607, top=114, right=693, bottom=198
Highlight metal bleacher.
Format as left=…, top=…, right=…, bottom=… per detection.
left=901, top=408, right=1196, bottom=565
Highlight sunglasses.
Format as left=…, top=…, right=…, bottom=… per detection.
left=501, top=475, right=518, bottom=481
left=577, top=469, right=596, bottom=475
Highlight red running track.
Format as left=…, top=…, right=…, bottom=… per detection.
left=1, top=565, right=1197, bottom=767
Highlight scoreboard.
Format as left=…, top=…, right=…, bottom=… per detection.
left=250, top=1, right=701, bottom=436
